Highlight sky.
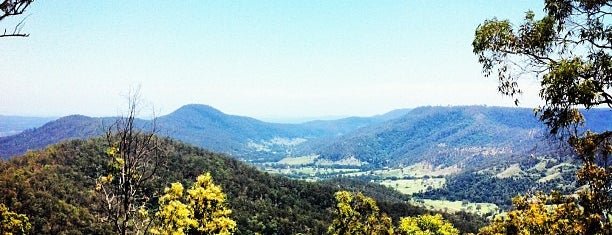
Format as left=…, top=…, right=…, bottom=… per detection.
left=0, top=1, right=545, bottom=121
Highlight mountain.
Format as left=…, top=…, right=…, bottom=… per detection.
left=299, top=106, right=611, bottom=170
left=300, top=108, right=412, bottom=137
left=0, top=104, right=398, bottom=160
left=156, top=104, right=324, bottom=158
left=0, top=115, right=109, bottom=158
left=0, top=115, right=56, bottom=137
left=0, top=137, right=485, bottom=234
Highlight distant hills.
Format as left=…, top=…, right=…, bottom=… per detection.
left=0, top=115, right=56, bottom=137
left=1, top=104, right=610, bottom=173
left=300, top=106, right=550, bottom=169
left=0, top=104, right=397, bottom=159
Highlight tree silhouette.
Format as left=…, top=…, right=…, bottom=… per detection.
left=0, top=0, right=33, bottom=37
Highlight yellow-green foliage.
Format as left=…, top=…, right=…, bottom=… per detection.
left=328, top=191, right=460, bottom=235
left=328, top=191, right=394, bottom=235
left=151, top=173, right=236, bottom=235
left=397, top=214, right=459, bottom=235
left=478, top=190, right=610, bottom=235
left=151, top=183, right=197, bottom=235
left=0, top=203, right=31, bottom=235
left=187, top=173, right=236, bottom=235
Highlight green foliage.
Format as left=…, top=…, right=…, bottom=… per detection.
left=328, top=191, right=394, bottom=235
left=397, top=214, right=459, bottom=235
left=474, top=0, right=612, bottom=232
left=0, top=138, right=486, bottom=234
left=477, top=191, right=611, bottom=235
left=0, top=203, right=31, bottom=235
left=416, top=166, right=578, bottom=208
left=328, top=191, right=460, bottom=235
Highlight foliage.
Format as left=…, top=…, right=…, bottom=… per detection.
left=328, top=191, right=394, bottom=235
left=474, top=0, right=612, bottom=232
left=186, top=173, right=236, bottom=234
left=397, top=214, right=459, bottom=235
left=151, top=183, right=194, bottom=235
left=416, top=166, right=578, bottom=208
left=0, top=137, right=485, bottom=234
left=151, top=173, right=236, bottom=235
left=328, top=191, right=460, bottom=235
left=0, top=203, right=31, bottom=235
left=478, top=191, right=612, bottom=234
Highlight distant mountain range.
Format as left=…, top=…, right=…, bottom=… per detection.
left=0, top=104, right=402, bottom=159
left=1, top=104, right=610, bottom=173
left=0, top=115, right=56, bottom=137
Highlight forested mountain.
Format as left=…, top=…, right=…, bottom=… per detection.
left=2, top=105, right=610, bottom=170
left=0, top=115, right=56, bottom=137
left=0, top=138, right=485, bottom=234
left=300, top=106, right=611, bottom=170
left=156, top=104, right=327, bottom=157
left=0, top=104, right=400, bottom=160
left=0, top=115, right=109, bottom=158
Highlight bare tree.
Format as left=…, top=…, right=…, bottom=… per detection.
left=0, top=0, right=33, bottom=37
left=96, top=89, right=166, bottom=235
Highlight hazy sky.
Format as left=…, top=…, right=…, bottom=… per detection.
left=1, top=1, right=544, bottom=120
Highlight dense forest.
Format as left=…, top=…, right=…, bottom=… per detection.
left=0, top=137, right=485, bottom=234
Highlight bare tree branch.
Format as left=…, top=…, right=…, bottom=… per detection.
left=0, top=0, right=33, bottom=37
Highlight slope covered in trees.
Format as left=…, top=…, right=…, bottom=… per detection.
left=0, top=104, right=398, bottom=160
left=0, top=137, right=486, bottom=234
left=301, top=106, right=611, bottom=169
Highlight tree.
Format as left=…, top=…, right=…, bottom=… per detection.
left=328, top=191, right=394, bottom=235
left=473, top=0, right=612, bottom=233
left=0, top=0, right=33, bottom=37
left=0, top=203, right=31, bottom=235
left=478, top=191, right=586, bottom=235
left=397, top=214, right=459, bottom=235
left=151, top=183, right=196, bottom=235
left=150, top=172, right=236, bottom=235
left=328, top=191, right=460, bottom=235
left=95, top=90, right=167, bottom=235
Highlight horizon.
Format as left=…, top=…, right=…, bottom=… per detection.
left=1, top=1, right=545, bottom=119
left=1, top=103, right=544, bottom=124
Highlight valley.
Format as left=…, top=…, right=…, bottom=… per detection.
left=2, top=104, right=607, bottom=217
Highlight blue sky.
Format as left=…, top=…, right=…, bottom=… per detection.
left=0, top=1, right=544, bottom=121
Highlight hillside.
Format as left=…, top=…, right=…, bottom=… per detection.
left=0, top=137, right=485, bottom=234
left=298, top=106, right=611, bottom=170
left=0, top=104, right=397, bottom=160
left=0, top=115, right=109, bottom=158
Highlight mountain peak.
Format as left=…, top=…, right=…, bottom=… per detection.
left=168, top=104, right=226, bottom=118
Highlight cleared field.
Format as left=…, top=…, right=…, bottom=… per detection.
left=371, top=162, right=459, bottom=178
left=274, top=166, right=362, bottom=175
left=277, top=155, right=318, bottom=165
left=412, top=199, right=499, bottom=216
left=380, top=178, right=445, bottom=195
left=496, top=163, right=524, bottom=178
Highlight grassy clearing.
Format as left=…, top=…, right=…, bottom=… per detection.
left=315, top=155, right=365, bottom=166
left=496, top=163, right=524, bottom=178
left=412, top=199, right=500, bottom=216
left=380, top=178, right=445, bottom=195
left=538, top=172, right=561, bottom=183
left=277, top=154, right=318, bottom=165
left=273, top=166, right=362, bottom=175
left=372, top=162, right=460, bottom=178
